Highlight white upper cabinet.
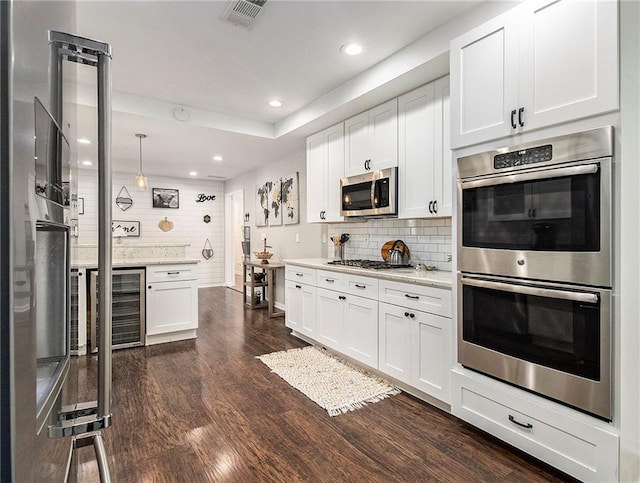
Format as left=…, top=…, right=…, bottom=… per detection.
left=450, top=0, right=618, bottom=149
left=518, top=0, right=618, bottom=131
left=344, top=99, right=398, bottom=176
left=306, top=123, right=344, bottom=223
left=398, top=76, right=452, bottom=219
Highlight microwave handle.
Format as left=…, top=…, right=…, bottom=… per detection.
left=370, top=179, right=377, bottom=208
left=460, top=164, right=599, bottom=190
left=371, top=178, right=384, bottom=208
left=461, top=277, right=599, bottom=304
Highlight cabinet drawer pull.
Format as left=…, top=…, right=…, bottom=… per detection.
left=338, top=295, right=346, bottom=301
left=167, top=271, right=180, bottom=275
left=404, top=294, right=419, bottom=300
left=354, top=284, right=366, bottom=289
left=508, top=414, right=533, bottom=430
left=296, top=273, right=304, bottom=277
left=295, top=285, right=302, bottom=289
left=325, top=279, right=335, bottom=283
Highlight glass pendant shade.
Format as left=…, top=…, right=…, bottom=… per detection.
left=134, top=173, right=148, bottom=190
left=134, top=133, right=148, bottom=190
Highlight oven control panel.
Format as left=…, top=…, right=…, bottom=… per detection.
left=494, top=144, right=553, bottom=169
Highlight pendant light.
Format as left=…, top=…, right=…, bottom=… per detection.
left=134, top=133, right=148, bottom=190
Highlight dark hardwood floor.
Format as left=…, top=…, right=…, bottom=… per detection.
left=75, top=287, right=576, bottom=482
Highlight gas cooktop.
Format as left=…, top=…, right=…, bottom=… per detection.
left=326, top=259, right=412, bottom=270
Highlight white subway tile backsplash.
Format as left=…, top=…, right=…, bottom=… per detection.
left=328, top=217, right=452, bottom=269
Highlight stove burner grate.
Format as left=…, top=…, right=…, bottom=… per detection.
left=327, top=259, right=412, bottom=270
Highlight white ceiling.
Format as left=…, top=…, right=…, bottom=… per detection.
left=72, top=0, right=485, bottom=180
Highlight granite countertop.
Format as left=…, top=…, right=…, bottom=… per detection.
left=283, top=258, right=453, bottom=289
left=72, top=258, right=200, bottom=269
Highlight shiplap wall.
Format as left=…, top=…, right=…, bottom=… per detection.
left=77, top=169, right=225, bottom=287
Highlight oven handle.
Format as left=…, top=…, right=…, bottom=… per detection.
left=461, top=277, right=599, bottom=304
left=460, top=163, right=599, bottom=190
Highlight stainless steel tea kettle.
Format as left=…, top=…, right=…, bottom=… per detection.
left=387, top=240, right=409, bottom=265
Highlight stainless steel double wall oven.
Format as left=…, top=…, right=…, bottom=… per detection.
left=457, top=127, right=613, bottom=420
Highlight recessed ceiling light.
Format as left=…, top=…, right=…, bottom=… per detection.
left=78, top=138, right=91, bottom=144
left=213, top=155, right=223, bottom=161
left=341, top=42, right=363, bottom=56
left=81, top=160, right=93, bottom=166
left=189, top=171, right=198, bottom=176
left=269, top=100, right=283, bottom=108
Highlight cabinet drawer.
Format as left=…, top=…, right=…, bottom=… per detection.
left=452, top=371, right=618, bottom=482
left=378, top=280, right=451, bottom=317
left=146, top=263, right=197, bottom=283
left=285, top=265, right=316, bottom=285
left=343, top=274, right=378, bottom=300
left=317, top=269, right=345, bottom=290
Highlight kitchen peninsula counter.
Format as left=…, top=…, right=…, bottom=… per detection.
left=72, top=243, right=199, bottom=269
left=72, top=258, right=200, bottom=269
left=283, top=258, right=452, bottom=290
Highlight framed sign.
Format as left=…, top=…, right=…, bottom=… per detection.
left=112, top=220, right=140, bottom=237
left=153, top=188, right=179, bottom=208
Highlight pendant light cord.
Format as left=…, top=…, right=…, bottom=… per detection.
left=136, top=133, right=146, bottom=173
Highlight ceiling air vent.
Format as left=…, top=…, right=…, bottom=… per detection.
left=221, top=0, right=268, bottom=30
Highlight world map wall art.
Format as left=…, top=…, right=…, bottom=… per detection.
left=256, top=172, right=299, bottom=227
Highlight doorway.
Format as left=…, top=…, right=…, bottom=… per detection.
left=224, top=189, right=244, bottom=292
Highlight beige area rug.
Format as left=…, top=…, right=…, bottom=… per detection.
left=257, top=346, right=400, bottom=416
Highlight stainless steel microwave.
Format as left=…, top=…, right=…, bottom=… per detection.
left=340, top=167, right=397, bottom=217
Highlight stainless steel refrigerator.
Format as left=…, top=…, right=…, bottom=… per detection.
left=1, top=2, right=114, bottom=480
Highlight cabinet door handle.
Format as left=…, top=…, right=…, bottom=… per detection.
left=338, top=295, right=346, bottom=301
left=531, top=208, right=536, bottom=218
left=518, top=107, right=525, bottom=127
left=510, top=109, right=517, bottom=129
left=508, top=414, right=533, bottom=430
left=404, top=294, right=419, bottom=300
left=354, top=284, right=366, bottom=289
left=428, top=201, right=433, bottom=213
left=148, top=285, right=152, bottom=289
left=433, top=200, right=437, bottom=214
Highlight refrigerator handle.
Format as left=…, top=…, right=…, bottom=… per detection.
left=47, top=35, right=113, bottom=483
left=97, top=43, right=112, bottom=423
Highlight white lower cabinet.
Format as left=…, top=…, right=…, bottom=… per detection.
left=285, top=280, right=317, bottom=338
left=342, top=294, right=378, bottom=368
left=316, top=287, right=343, bottom=351
left=146, top=264, right=198, bottom=345
left=378, top=302, right=412, bottom=384
left=379, top=300, right=451, bottom=403
left=452, top=370, right=619, bottom=482
left=316, top=286, right=378, bottom=368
